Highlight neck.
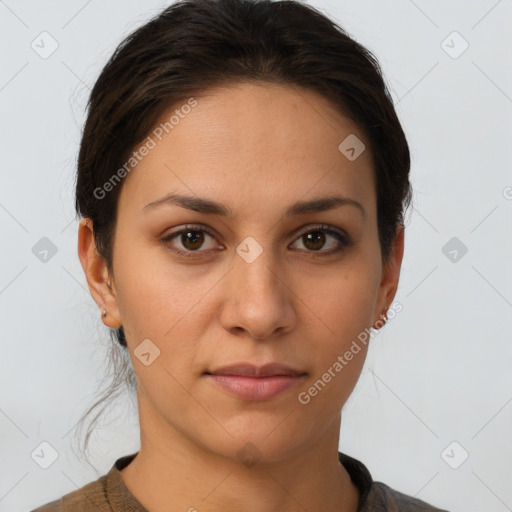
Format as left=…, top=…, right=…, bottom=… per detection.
left=120, top=395, right=359, bottom=512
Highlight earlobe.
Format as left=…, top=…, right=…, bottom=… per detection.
left=372, top=308, right=389, bottom=330
left=100, top=307, right=122, bottom=329
left=77, top=218, right=122, bottom=329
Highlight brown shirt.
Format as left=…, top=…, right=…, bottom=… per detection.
left=31, top=451, right=450, bottom=511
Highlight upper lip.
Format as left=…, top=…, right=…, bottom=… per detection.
left=205, top=363, right=306, bottom=377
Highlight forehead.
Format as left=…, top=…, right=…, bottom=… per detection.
left=118, top=81, right=375, bottom=218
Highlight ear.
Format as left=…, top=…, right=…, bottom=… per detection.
left=77, top=218, right=122, bottom=329
left=372, top=223, right=405, bottom=329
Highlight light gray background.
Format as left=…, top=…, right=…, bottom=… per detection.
left=1, top=1, right=511, bottom=511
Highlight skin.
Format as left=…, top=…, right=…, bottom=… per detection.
left=78, top=81, right=404, bottom=512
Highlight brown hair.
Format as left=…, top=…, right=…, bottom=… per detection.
left=73, top=0, right=412, bottom=458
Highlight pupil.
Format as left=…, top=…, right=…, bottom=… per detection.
left=183, top=230, right=204, bottom=250
left=305, top=231, right=325, bottom=250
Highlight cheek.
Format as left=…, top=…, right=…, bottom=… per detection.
left=303, top=264, right=378, bottom=341
left=112, top=244, right=217, bottom=397
left=297, top=266, right=377, bottom=394
left=297, top=280, right=372, bottom=414
left=113, top=241, right=202, bottom=338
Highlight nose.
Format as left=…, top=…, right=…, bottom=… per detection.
left=218, top=246, right=297, bottom=341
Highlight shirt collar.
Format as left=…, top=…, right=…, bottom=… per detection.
left=105, top=451, right=373, bottom=511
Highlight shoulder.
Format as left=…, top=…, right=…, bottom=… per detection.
left=363, top=481, right=451, bottom=512
left=30, top=474, right=109, bottom=512
left=338, top=451, right=450, bottom=512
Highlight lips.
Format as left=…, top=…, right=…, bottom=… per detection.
left=205, top=362, right=306, bottom=377
left=204, top=363, right=307, bottom=401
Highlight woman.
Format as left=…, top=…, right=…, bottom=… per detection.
left=33, top=0, right=450, bottom=510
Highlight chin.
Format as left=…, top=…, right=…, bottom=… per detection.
left=200, top=417, right=309, bottom=466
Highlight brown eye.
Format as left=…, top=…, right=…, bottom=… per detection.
left=180, top=229, right=205, bottom=250
left=291, top=225, right=350, bottom=256
left=302, top=231, right=326, bottom=251
left=162, top=224, right=219, bottom=257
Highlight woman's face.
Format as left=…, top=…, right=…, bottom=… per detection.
left=81, top=81, right=403, bottom=463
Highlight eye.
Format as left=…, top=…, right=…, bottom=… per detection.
left=161, top=224, right=221, bottom=257
left=290, top=224, right=350, bottom=256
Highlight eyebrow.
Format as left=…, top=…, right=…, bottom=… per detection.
left=142, top=193, right=366, bottom=220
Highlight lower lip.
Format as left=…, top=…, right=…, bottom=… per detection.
left=205, top=374, right=306, bottom=401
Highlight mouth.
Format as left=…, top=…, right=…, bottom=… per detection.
left=204, top=362, right=307, bottom=401
left=205, top=362, right=307, bottom=378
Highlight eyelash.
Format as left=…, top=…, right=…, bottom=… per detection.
left=161, top=223, right=351, bottom=259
